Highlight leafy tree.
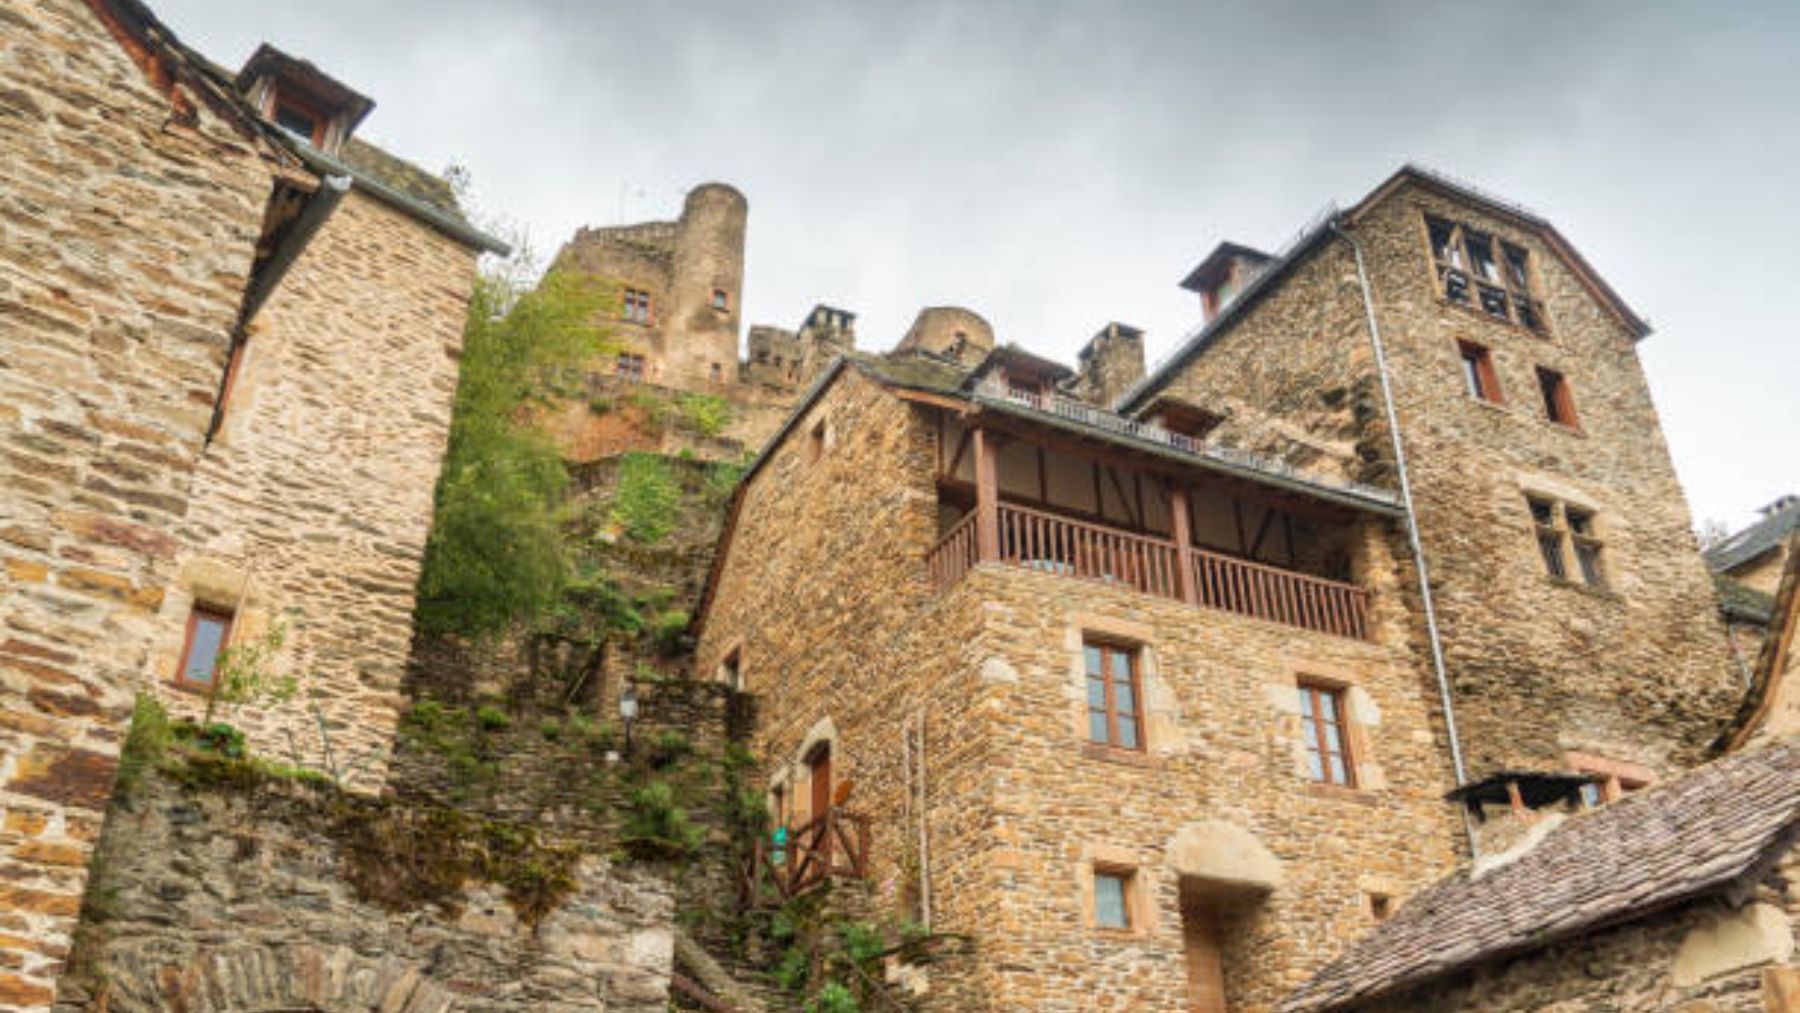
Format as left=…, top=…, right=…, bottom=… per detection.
left=416, top=257, right=611, bottom=638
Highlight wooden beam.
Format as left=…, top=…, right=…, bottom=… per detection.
left=974, top=427, right=1000, bottom=562
left=1171, top=483, right=1197, bottom=604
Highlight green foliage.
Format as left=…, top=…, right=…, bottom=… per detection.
left=774, top=945, right=810, bottom=992
left=416, top=265, right=611, bottom=639
left=204, top=622, right=298, bottom=724
left=178, top=721, right=247, bottom=759
left=702, top=460, right=746, bottom=506
left=116, top=695, right=174, bottom=798
left=610, top=453, right=681, bottom=544
left=648, top=729, right=692, bottom=768
left=619, top=779, right=705, bottom=860
left=649, top=609, right=691, bottom=655
left=806, top=983, right=860, bottom=1013
left=538, top=717, right=562, bottom=740
left=675, top=393, right=732, bottom=436
left=840, top=921, right=884, bottom=964
left=476, top=704, right=512, bottom=731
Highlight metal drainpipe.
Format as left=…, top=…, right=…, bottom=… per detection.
left=1329, top=221, right=1478, bottom=856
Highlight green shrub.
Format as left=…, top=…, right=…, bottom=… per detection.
left=774, top=946, right=810, bottom=993
left=649, top=610, right=691, bottom=655
left=649, top=729, right=692, bottom=768
left=539, top=718, right=562, bottom=740
left=476, top=705, right=512, bottom=731
left=416, top=266, right=611, bottom=639
left=674, top=392, right=731, bottom=436
left=840, top=921, right=884, bottom=964
left=806, top=983, right=859, bottom=1013
left=620, top=780, right=704, bottom=860
left=702, top=461, right=746, bottom=506
left=610, top=453, right=681, bottom=544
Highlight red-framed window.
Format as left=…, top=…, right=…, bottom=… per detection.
left=1536, top=366, right=1579, bottom=428
left=1084, top=641, right=1143, bottom=751
left=622, top=288, right=653, bottom=325
left=1457, top=340, right=1502, bottom=404
left=1298, top=681, right=1354, bottom=786
left=175, top=606, right=233, bottom=690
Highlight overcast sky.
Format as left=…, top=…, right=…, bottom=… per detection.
left=158, top=0, right=1798, bottom=531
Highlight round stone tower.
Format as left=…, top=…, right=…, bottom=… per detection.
left=666, top=183, right=748, bottom=385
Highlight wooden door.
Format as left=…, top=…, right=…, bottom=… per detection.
left=807, top=743, right=832, bottom=866
left=1182, top=901, right=1226, bottom=1013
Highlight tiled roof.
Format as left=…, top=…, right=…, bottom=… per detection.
left=1280, top=739, right=1800, bottom=1012
left=1706, top=496, right=1800, bottom=574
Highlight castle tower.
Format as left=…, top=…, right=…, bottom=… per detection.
left=666, top=183, right=748, bottom=385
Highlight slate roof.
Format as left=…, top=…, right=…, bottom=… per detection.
left=1706, top=496, right=1800, bottom=574
left=1716, top=574, right=1776, bottom=625
left=338, top=138, right=459, bottom=217
left=1281, top=739, right=1800, bottom=1012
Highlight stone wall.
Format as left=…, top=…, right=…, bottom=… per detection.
left=1145, top=178, right=1740, bottom=779
left=1349, top=847, right=1800, bottom=1012
left=0, top=0, right=275, bottom=1003
left=57, top=765, right=673, bottom=1012
left=554, top=185, right=746, bottom=390
left=696, top=369, right=1465, bottom=1012
left=139, top=188, right=476, bottom=785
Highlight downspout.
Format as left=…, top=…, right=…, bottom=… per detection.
left=205, top=174, right=352, bottom=445
left=1329, top=220, right=1478, bottom=856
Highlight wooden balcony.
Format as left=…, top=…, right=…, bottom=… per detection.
left=739, top=808, right=872, bottom=908
left=928, top=501, right=1372, bottom=641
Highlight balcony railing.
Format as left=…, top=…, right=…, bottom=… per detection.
left=928, top=503, right=1371, bottom=640
left=739, top=808, right=872, bottom=908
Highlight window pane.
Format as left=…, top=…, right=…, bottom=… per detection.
left=1084, top=645, right=1103, bottom=676
left=1477, top=284, right=1510, bottom=319
left=1318, top=691, right=1338, bottom=720
left=1538, top=533, right=1567, bottom=579
left=1088, top=711, right=1109, bottom=744
left=1087, top=676, right=1106, bottom=708
left=1298, top=688, right=1315, bottom=717
left=1567, top=511, right=1593, bottom=537
left=1094, top=873, right=1129, bottom=929
left=1529, top=499, right=1555, bottom=526
left=1328, top=755, right=1348, bottom=785
left=1427, top=217, right=1460, bottom=265
left=1324, top=722, right=1342, bottom=752
left=1502, top=243, right=1530, bottom=290
left=1305, top=750, right=1325, bottom=782
left=1109, top=650, right=1131, bottom=682
left=1114, top=682, right=1135, bottom=716
left=1465, top=230, right=1498, bottom=281
left=183, top=614, right=229, bottom=685
left=1441, top=266, right=1470, bottom=305
left=1460, top=352, right=1483, bottom=399
left=1579, top=782, right=1603, bottom=808
left=1117, top=714, right=1140, bottom=750
left=1575, top=543, right=1603, bottom=587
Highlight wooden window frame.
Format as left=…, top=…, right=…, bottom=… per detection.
left=1084, top=639, right=1145, bottom=753
left=622, top=288, right=654, bottom=325
left=1535, top=366, right=1580, bottom=430
left=1456, top=339, right=1503, bottom=404
left=616, top=352, right=646, bottom=382
left=1423, top=213, right=1548, bottom=334
left=1091, top=863, right=1137, bottom=931
left=1297, top=680, right=1355, bottom=787
left=174, top=605, right=234, bottom=691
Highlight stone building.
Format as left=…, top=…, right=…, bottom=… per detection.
left=1117, top=164, right=1741, bottom=787
left=0, top=1, right=499, bottom=1006
left=1281, top=738, right=1800, bottom=1013
left=696, top=347, right=1465, bottom=1009
left=1708, top=495, right=1797, bottom=676
left=694, top=164, right=1748, bottom=1011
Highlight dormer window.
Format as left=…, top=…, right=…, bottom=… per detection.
left=236, top=44, right=374, bottom=158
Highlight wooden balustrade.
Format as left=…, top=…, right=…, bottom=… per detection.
left=925, top=502, right=1372, bottom=640
left=739, top=808, right=872, bottom=908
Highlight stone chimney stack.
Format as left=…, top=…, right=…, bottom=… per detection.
left=1074, top=322, right=1145, bottom=409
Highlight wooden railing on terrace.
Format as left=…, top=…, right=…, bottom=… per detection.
left=738, top=808, right=872, bottom=908
left=928, top=503, right=1371, bottom=641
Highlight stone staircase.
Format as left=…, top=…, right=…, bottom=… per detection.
left=669, top=930, right=801, bottom=1013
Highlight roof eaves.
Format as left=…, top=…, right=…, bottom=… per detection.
left=287, top=142, right=510, bottom=255
left=1116, top=212, right=1340, bottom=414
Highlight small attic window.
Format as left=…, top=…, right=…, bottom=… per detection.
left=273, top=103, right=318, bottom=143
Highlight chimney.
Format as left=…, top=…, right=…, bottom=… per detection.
left=1179, top=243, right=1274, bottom=324
left=1074, top=323, right=1145, bottom=409
left=1446, top=771, right=1591, bottom=862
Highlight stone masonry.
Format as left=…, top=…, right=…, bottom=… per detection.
left=1126, top=168, right=1742, bottom=780
left=141, top=185, right=477, bottom=786
left=56, top=767, right=672, bottom=1012
left=697, top=360, right=1464, bottom=1012
left=0, top=1, right=276, bottom=1003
